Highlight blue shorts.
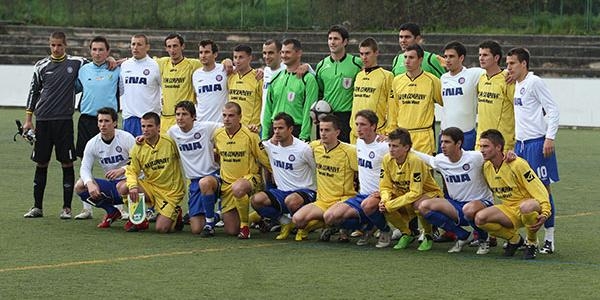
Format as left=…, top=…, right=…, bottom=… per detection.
left=265, top=188, right=316, bottom=214
left=515, top=137, right=559, bottom=185
left=448, top=198, right=493, bottom=226
left=188, top=172, right=221, bottom=217
left=438, top=128, right=476, bottom=153
left=94, top=178, right=123, bottom=204
left=123, top=117, right=142, bottom=137
left=344, top=194, right=369, bottom=223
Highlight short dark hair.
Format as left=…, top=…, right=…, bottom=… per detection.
left=507, top=47, right=530, bottom=69
left=142, top=111, right=160, bottom=125
left=328, top=25, right=350, bottom=41
left=264, top=39, right=282, bottom=51
left=282, top=38, right=302, bottom=51
left=480, top=129, right=505, bottom=150
left=89, top=36, right=109, bottom=50
left=478, top=40, right=503, bottom=63
left=132, top=34, right=149, bottom=45
left=443, top=41, right=466, bottom=58
left=165, top=33, right=184, bottom=46
left=50, top=31, right=67, bottom=44
left=355, top=109, right=378, bottom=127
left=175, top=100, right=196, bottom=118
left=273, top=112, right=295, bottom=128
left=97, top=107, right=118, bottom=123
left=405, top=44, right=424, bottom=58
left=199, top=39, right=218, bottom=53
left=224, top=101, right=242, bottom=115
left=440, top=127, right=464, bottom=146
left=359, top=37, right=378, bottom=52
left=320, top=114, right=340, bottom=130
left=399, top=23, right=421, bottom=37
left=233, top=44, right=252, bottom=55
left=388, top=128, right=412, bottom=147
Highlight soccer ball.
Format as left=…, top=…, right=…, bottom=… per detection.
left=309, top=100, right=332, bottom=123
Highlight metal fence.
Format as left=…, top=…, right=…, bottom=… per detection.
left=1, top=0, right=599, bottom=33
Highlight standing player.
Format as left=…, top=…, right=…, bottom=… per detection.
left=506, top=47, right=560, bottom=254
left=251, top=112, right=317, bottom=240
left=475, top=129, right=551, bottom=259
left=261, top=39, right=286, bottom=123
left=75, top=107, right=135, bottom=228
left=387, top=44, right=443, bottom=156
left=376, top=128, right=443, bottom=251
left=156, top=33, right=202, bottom=132
left=315, top=25, right=363, bottom=143
left=74, top=36, right=121, bottom=220
left=119, top=34, right=161, bottom=137
left=414, top=127, right=495, bottom=254
left=193, top=40, right=229, bottom=122
left=476, top=40, right=515, bottom=151
left=167, top=101, right=222, bottom=236
left=214, top=102, right=271, bottom=239
left=125, top=112, right=185, bottom=233
left=349, top=38, right=393, bottom=144
left=262, top=39, right=318, bottom=141
left=228, top=44, right=263, bottom=132
left=440, top=41, right=483, bottom=151
left=391, top=23, right=445, bottom=77
left=292, top=114, right=358, bottom=241
left=322, top=110, right=389, bottom=246
left=23, top=32, right=87, bottom=219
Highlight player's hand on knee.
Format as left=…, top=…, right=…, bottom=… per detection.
left=529, top=214, right=547, bottom=232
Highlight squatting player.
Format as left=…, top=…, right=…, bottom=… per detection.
left=167, top=101, right=222, bottom=236
left=75, top=107, right=135, bottom=228
left=251, top=112, right=317, bottom=240
left=125, top=112, right=185, bottom=233
left=292, top=114, right=358, bottom=241
left=475, top=129, right=551, bottom=260
left=506, top=47, right=560, bottom=254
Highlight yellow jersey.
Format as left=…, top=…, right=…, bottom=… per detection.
left=214, top=125, right=270, bottom=184
left=387, top=71, right=443, bottom=133
left=126, top=134, right=185, bottom=200
left=350, top=66, right=393, bottom=143
left=227, top=69, right=263, bottom=128
left=155, top=57, right=202, bottom=116
left=379, top=152, right=442, bottom=211
left=476, top=71, right=515, bottom=150
left=310, top=140, right=358, bottom=203
left=483, top=157, right=551, bottom=218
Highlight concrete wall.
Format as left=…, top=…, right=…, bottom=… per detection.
left=1, top=65, right=598, bottom=127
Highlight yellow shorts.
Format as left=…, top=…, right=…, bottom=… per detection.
left=160, top=115, right=176, bottom=133
left=313, top=196, right=350, bottom=212
left=138, top=180, right=183, bottom=221
left=409, top=129, right=435, bottom=155
left=220, top=174, right=262, bottom=213
left=495, top=203, right=524, bottom=229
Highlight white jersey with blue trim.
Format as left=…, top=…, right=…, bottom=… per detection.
left=167, top=121, right=222, bottom=179
left=413, top=149, right=493, bottom=203
left=119, top=55, right=162, bottom=119
left=356, top=138, right=388, bottom=195
left=261, top=62, right=286, bottom=123
left=80, top=129, right=135, bottom=184
left=192, top=63, right=228, bottom=122
left=263, top=137, right=316, bottom=191
left=440, top=67, right=484, bottom=131
left=513, top=72, right=559, bottom=141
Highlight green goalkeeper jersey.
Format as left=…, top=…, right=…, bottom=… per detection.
left=392, top=50, right=445, bottom=78
left=315, top=54, right=363, bottom=112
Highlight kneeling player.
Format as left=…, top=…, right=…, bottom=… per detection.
left=323, top=110, right=389, bottom=246
left=475, top=129, right=551, bottom=259
left=251, top=112, right=316, bottom=240
left=125, top=112, right=186, bottom=233
left=413, top=127, right=495, bottom=254
left=292, top=114, right=358, bottom=241
left=372, top=128, right=442, bottom=251
left=167, top=101, right=222, bottom=236
left=75, top=107, right=135, bottom=228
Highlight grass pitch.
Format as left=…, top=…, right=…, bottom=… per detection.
left=0, top=108, right=599, bottom=299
